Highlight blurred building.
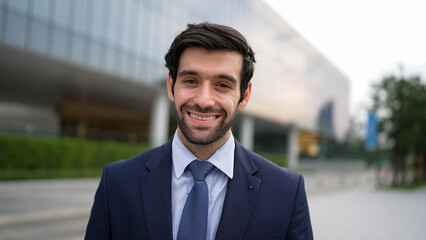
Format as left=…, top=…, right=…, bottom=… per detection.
left=0, top=0, right=349, bottom=167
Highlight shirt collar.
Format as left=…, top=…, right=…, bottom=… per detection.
left=172, top=131, right=235, bottom=179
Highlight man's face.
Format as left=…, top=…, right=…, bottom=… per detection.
left=167, top=47, right=251, bottom=145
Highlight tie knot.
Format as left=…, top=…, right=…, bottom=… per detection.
left=188, top=160, right=214, bottom=181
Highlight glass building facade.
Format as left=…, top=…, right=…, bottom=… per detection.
left=0, top=0, right=349, bottom=158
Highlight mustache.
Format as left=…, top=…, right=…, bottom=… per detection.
left=182, top=104, right=224, bottom=114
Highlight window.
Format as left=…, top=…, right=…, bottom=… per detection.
left=29, top=20, right=49, bottom=54
left=0, top=4, right=3, bottom=40
left=117, top=50, right=128, bottom=77
left=53, top=0, right=70, bottom=27
left=105, top=46, right=117, bottom=74
left=97, top=44, right=109, bottom=73
left=50, top=27, right=67, bottom=59
left=73, top=0, right=87, bottom=34
left=106, top=0, right=119, bottom=45
left=8, top=0, right=29, bottom=14
left=135, top=58, right=145, bottom=82
left=5, top=11, right=27, bottom=48
left=125, top=0, right=139, bottom=51
left=136, top=6, right=152, bottom=56
left=127, top=54, right=138, bottom=80
left=89, top=41, right=101, bottom=69
left=149, top=10, right=164, bottom=62
left=115, top=2, right=126, bottom=49
left=70, top=33, right=85, bottom=63
left=91, top=0, right=104, bottom=40
left=31, top=0, right=50, bottom=22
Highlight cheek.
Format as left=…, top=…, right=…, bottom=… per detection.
left=218, top=96, right=239, bottom=113
left=174, top=90, right=192, bottom=106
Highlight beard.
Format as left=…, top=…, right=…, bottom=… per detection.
left=175, top=103, right=236, bottom=145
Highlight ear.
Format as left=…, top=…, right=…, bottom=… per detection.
left=237, top=82, right=252, bottom=110
left=167, top=74, right=175, bottom=102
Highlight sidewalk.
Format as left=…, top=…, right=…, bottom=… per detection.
left=0, top=179, right=98, bottom=224
left=0, top=179, right=99, bottom=240
left=309, top=185, right=426, bottom=240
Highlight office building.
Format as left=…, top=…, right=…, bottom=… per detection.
left=0, top=0, right=349, bottom=167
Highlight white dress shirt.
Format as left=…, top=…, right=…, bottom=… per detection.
left=171, top=131, right=235, bottom=240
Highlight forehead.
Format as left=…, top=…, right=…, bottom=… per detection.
left=178, top=47, right=243, bottom=80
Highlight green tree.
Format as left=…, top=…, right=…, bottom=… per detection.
left=372, top=71, right=426, bottom=186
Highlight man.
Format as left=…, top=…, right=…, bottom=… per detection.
left=85, top=22, right=313, bottom=240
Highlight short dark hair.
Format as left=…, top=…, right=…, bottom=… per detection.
left=165, top=22, right=256, bottom=103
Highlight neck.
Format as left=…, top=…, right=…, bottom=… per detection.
left=177, top=128, right=230, bottom=161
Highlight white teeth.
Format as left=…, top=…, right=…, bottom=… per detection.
left=190, top=113, right=217, bottom=121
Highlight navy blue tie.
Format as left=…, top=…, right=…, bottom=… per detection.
left=178, top=160, right=215, bottom=240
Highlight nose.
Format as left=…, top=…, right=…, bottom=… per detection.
left=193, top=82, right=215, bottom=109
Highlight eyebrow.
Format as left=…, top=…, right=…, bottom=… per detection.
left=178, top=70, right=199, bottom=77
left=178, top=70, right=237, bottom=85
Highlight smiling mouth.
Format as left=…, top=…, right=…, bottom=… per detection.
left=189, top=112, right=218, bottom=121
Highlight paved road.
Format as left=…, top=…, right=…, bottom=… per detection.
left=0, top=215, right=88, bottom=240
left=309, top=186, right=426, bottom=240
left=0, top=179, right=98, bottom=240
left=0, top=167, right=425, bottom=240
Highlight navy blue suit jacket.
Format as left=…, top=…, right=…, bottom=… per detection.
left=85, top=139, right=313, bottom=240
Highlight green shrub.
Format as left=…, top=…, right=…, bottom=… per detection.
left=0, top=134, right=150, bottom=180
left=257, top=152, right=288, bottom=167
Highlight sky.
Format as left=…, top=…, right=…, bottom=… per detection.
left=263, top=0, right=426, bottom=117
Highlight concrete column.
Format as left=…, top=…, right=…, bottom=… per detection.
left=239, top=115, right=255, bottom=151
left=149, top=92, right=170, bottom=147
left=287, top=126, right=299, bottom=169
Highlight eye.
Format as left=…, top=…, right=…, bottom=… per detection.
left=183, top=79, right=197, bottom=85
left=217, top=83, right=231, bottom=89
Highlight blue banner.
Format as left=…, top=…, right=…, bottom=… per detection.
left=365, top=111, right=378, bottom=151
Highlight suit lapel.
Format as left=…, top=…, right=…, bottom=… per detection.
left=215, top=141, right=261, bottom=240
left=139, top=140, right=173, bottom=240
